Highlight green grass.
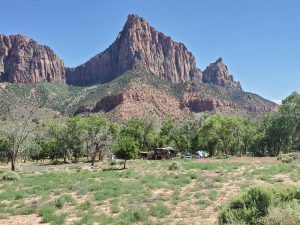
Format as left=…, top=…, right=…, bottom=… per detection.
left=39, top=204, right=67, bottom=225
left=0, top=158, right=299, bottom=224
left=149, top=203, right=171, bottom=218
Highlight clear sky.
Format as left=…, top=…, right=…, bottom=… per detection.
left=1, top=0, right=299, bottom=102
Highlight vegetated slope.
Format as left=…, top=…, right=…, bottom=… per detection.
left=0, top=69, right=276, bottom=121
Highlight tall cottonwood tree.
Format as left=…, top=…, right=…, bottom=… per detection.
left=0, top=93, right=40, bottom=170
left=82, top=116, right=117, bottom=166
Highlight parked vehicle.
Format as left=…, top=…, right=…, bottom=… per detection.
left=184, top=153, right=193, bottom=158
left=195, top=150, right=209, bottom=158
left=154, top=147, right=178, bottom=160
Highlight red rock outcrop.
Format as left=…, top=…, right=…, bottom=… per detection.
left=75, top=81, right=183, bottom=120
left=181, top=98, right=236, bottom=112
left=203, top=58, right=241, bottom=89
left=0, top=34, right=65, bottom=83
left=66, top=14, right=202, bottom=85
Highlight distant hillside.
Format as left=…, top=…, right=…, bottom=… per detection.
left=0, top=70, right=277, bottom=121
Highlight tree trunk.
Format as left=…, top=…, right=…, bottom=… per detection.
left=123, top=159, right=126, bottom=169
left=74, top=152, right=78, bottom=163
left=64, top=154, right=67, bottom=164
left=11, top=157, right=15, bottom=171
left=91, top=153, right=96, bottom=166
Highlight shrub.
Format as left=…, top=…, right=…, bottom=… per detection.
left=281, top=155, right=293, bottom=163
left=119, top=207, right=149, bottom=223
left=168, top=161, right=181, bottom=171
left=149, top=203, right=171, bottom=218
left=55, top=198, right=64, bottom=209
left=218, top=185, right=300, bottom=225
left=288, top=152, right=299, bottom=160
left=263, top=205, right=300, bottom=225
left=278, top=153, right=298, bottom=163
left=2, top=170, right=20, bottom=181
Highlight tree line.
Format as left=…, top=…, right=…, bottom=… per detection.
left=0, top=92, right=299, bottom=170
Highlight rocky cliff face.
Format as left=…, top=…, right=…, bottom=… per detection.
left=203, top=58, right=241, bottom=89
left=74, top=81, right=183, bottom=120
left=66, top=14, right=202, bottom=85
left=0, top=34, right=65, bottom=83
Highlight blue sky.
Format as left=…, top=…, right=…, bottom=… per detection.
left=1, top=0, right=299, bottom=102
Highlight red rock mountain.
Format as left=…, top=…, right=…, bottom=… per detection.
left=0, top=14, right=243, bottom=91
left=0, top=34, right=65, bottom=83
left=203, top=57, right=241, bottom=89
left=66, top=14, right=203, bottom=85
left=0, top=14, right=278, bottom=119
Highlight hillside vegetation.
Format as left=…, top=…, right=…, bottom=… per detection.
left=0, top=70, right=277, bottom=119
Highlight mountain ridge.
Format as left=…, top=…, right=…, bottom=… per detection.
left=0, top=14, right=278, bottom=119
left=66, top=14, right=203, bottom=85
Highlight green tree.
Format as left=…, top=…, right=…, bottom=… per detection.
left=0, top=106, right=39, bottom=170
left=82, top=116, right=117, bottom=166
left=0, top=135, right=11, bottom=163
left=260, top=92, right=300, bottom=156
left=66, top=116, right=85, bottom=162
left=159, top=119, right=176, bottom=147
left=115, top=136, right=139, bottom=169
left=121, top=117, right=158, bottom=152
left=238, top=118, right=257, bottom=156
left=47, top=120, right=70, bottom=163
left=198, top=115, right=246, bottom=156
left=279, top=92, right=300, bottom=151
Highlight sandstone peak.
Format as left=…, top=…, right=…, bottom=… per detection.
left=124, top=14, right=149, bottom=28
left=0, top=34, right=65, bottom=83
left=1, top=15, right=243, bottom=92
left=203, top=58, right=242, bottom=89
left=66, top=14, right=203, bottom=85
left=216, top=57, right=223, bottom=63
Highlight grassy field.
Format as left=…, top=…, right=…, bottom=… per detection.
left=0, top=157, right=299, bottom=225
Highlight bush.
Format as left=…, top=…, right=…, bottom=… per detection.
left=263, top=205, right=300, bottom=225
left=281, top=155, right=293, bottom=163
left=218, top=185, right=300, bottom=225
left=288, top=152, right=299, bottom=160
left=54, top=198, right=64, bottom=209
left=119, top=207, right=149, bottom=223
left=2, top=170, right=20, bottom=181
left=278, top=153, right=298, bottom=163
left=168, top=161, right=181, bottom=171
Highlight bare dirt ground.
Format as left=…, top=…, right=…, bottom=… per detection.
left=0, top=214, right=46, bottom=225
